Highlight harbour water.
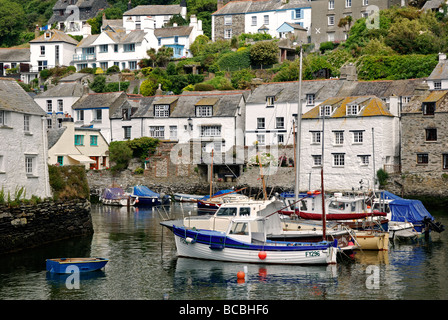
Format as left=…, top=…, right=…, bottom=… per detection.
left=0, top=202, right=447, bottom=301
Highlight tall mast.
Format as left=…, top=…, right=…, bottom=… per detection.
left=294, top=45, right=303, bottom=207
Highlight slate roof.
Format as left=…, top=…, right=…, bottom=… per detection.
left=213, top=0, right=310, bottom=15
left=0, top=80, right=46, bottom=116
left=154, top=26, right=194, bottom=38
left=0, top=48, right=30, bottom=62
left=128, top=91, right=247, bottom=119
left=427, top=60, right=448, bottom=80
left=48, top=126, right=67, bottom=149
left=402, top=90, right=448, bottom=114
left=35, top=82, right=84, bottom=98
left=49, top=0, right=109, bottom=24
left=30, top=29, right=79, bottom=45
left=77, top=29, right=146, bottom=47
left=123, top=5, right=183, bottom=16
left=246, top=79, right=345, bottom=104
left=302, top=96, right=393, bottom=119
left=72, top=92, right=128, bottom=117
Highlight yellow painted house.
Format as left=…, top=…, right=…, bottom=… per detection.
left=47, top=118, right=109, bottom=170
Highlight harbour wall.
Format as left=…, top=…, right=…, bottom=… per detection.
left=0, top=199, right=93, bottom=255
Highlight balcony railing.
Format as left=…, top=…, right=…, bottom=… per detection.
left=73, top=54, right=96, bottom=62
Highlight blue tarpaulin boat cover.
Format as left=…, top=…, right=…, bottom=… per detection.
left=132, top=186, right=160, bottom=197
left=102, top=188, right=126, bottom=200
left=200, top=189, right=235, bottom=200
left=378, top=191, right=434, bottom=223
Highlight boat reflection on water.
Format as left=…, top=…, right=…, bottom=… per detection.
left=172, top=257, right=338, bottom=299
left=353, top=250, right=389, bottom=265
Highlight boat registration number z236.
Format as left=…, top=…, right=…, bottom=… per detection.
left=305, top=251, right=321, bottom=257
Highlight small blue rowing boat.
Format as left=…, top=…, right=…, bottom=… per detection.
left=46, top=258, right=109, bottom=274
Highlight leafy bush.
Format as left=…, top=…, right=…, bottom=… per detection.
left=194, top=83, right=215, bottom=91
left=48, top=165, right=89, bottom=200
left=127, top=137, right=159, bottom=160
left=216, top=48, right=251, bottom=72
left=356, top=54, right=438, bottom=80
left=109, top=141, right=133, bottom=172
left=107, top=65, right=120, bottom=74
left=250, top=41, right=279, bottom=66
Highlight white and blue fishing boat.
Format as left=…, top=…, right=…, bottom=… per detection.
left=197, top=189, right=249, bottom=213
left=46, top=258, right=109, bottom=274
left=127, top=185, right=170, bottom=206
left=165, top=216, right=338, bottom=265
left=374, top=191, right=444, bottom=240
left=100, top=187, right=135, bottom=206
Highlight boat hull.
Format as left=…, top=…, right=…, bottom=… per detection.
left=132, top=196, right=161, bottom=206
left=171, top=226, right=337, bottom=265
left=46, top=258, right=109, bottom=274
left=299, top=211, right=387, bottom=220
left=355, top=231, right=389, bottom=250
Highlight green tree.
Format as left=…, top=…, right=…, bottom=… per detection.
left=249, top=41, right=279, bottom=67
left=140, top=78, right=158, bottom=96
left=109, top=141, right=133, bottom=172
left=89, top=75, right=106, bottom=93
left=0, top=0, right=26, bottom=47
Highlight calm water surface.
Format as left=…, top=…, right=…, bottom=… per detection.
left=0, top=203, right=447, bottom=300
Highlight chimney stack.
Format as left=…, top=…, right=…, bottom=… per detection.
left=35, top=25, right=40, bottom=39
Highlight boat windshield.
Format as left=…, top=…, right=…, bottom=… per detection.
left=216, top=207, right=237, bottom=216
left=240, top=207, right=251, bottom=216
left=229, top=222, right=249, bottom=235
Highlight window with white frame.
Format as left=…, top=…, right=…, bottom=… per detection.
left=346, top=104, right=360, bottom=115
left=93, top=109, right=102, bottom=121
left=352, top=131, right=363, bottom=143
left=312, top=155, right=322, bottom=166
left=150, top=126, right=165, bottom=139
left=328, top=15, right=335, bottom=26
left=277, top=134, right=284, bottom=144
left=362, top=0, right=368, bottom=5
left=40, top=46, right=45, bottom=56
left=24, top=115, right=30, bottom=132
left=0, top=110, right=8, bottom=126
left=276, top=117, right=284, bottom=129
left=76, top=110, right=84, bottom=121
left=129, top=61, right=137, bottom=70
left=0, top=155, right=4, bottom=173
left=195, top=105, right=213, bottom=117
left=46, top=100, right=52, bottom=113
left=47, top=119, right=52, bottom=129
left=266, top=96, right=275, bottom=107
left=25, top=156, right=36, bottom=176
left=434, top=81, right=442, bottom=90
left=334, top=131, right=344, bottom=145
left=257, top=118, right=265, bottom=129
left=306, top=94, right=315, bottom=105
left=311, top=131, right=321, bottom=144
left=123, top=126, right=131, bottom=139
left=169, top=126, right=177, bottom=140
left=345, top=0, right=352, bottom=7
left=224, top=15, right=232, bottom=25
left=328, top=0, right=334, bottom=9
left=358, top=155, right=370, bottom=165
left=38, top=61, right=48, bottom=71
left=256, top=134, right=265, bottom=145
left=333, top=153, right=345, bottom=167
left=252, top=16, right=257, bottom=26
left=201, top=125, right=221, bottom=137
left=327, top=32, right=335, bottom=42
left=99, top=44, right=108, bottom=53
left=264, top=15, right=269, bottom=25
left=155, top=105, right=170, bottom=117
left=320, top=105, right=334, bottom=117
left=57, top=99, right=63, bottom=112
left=224, top=29, right=232, bottom=39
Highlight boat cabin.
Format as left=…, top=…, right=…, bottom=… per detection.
left=184, top=199, right=284, bottom=232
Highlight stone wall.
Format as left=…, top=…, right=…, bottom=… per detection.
left=214, top=14, right=245, bottom=41
left=0, top=199, right=93, bottom=254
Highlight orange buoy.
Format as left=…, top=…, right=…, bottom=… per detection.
left=237, top=271, right=245, bottom=280
left=258, top=251, right=267, bottom=260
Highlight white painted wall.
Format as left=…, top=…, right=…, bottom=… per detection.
left=0, top=111, right=51, bottom=199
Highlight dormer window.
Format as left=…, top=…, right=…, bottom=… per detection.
left=434, top=81, right=442, bottom=90
left=266, top=96, right=275, bottom=107
left=154, top=104, right=170, bottom=117
left=320, top=105, right=334, bottom=117
left=196, top=105, right=213, bottom=117
left=346, top=104, right=361, bottom=115
left=44, top=32, right=51, bottom=39
left=306, top=94, right=315, bottom=106
left=422, top=102, right=435, bottom=115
